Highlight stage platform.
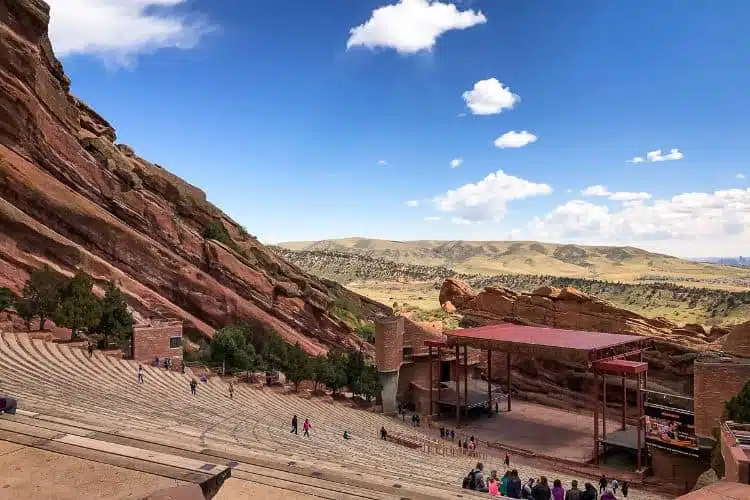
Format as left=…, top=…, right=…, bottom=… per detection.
left=601, top=429, right=645, bottom=451
left=435, top=381, right=507, bottom=410
left=439, top=400, right=622, bottom=463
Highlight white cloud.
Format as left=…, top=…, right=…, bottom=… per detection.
left=737, top=173, right=746, bottom=180
left=462, top=78, right=519, bottom=115
left=581, top=185, right=652, bottom=202
left=405, top=200, right=419, bottom=207
left=424, top=216, right=441, bottom=221
left=532, top=188, right=750, bottom=246
left=451, top=217, right=473, bottom=225
left=494, top=130, right=537, bottom=149
left=432, top=169, right=552, bottom=222
left=628, top=148, right=683, bottom=164
left=346, top=0, right=486, bottom=54
left=450, top=157, right=464, bottom=168
left=378, top=160, right=388, bottom=166
left=47, top=0, right=211, bottom=65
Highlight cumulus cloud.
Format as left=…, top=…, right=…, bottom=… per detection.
left=47, top=0, right=211, bottom=65
left=346, top=0, right=486, bottom=54
left=581, top=185, right=652, bottom=202
left=451, top=157, right=464, bottom=168
left=432, top=170, right=552, bottom=222
left=737, top=173, right=746, bottom=180
left=378, top=160, right=388, bottom=166
left=494, top=130, right=537, bottom=149
left=405, top=200, right=420, bottom=207
left=451, top=217, right=473, bottom=225
left=462, top=78, right=519, bottom=115
left=532, top=188, right=750, bottom=244
left=627, top=148, right=683, bottom=163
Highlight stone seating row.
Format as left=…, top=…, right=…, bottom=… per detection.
left=0, top=331, right=664, bottom=500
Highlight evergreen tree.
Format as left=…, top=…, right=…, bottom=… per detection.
left=0, top=287, right=15, bottom=311
left=18, top=265, right=63, bottom=330
left=725, top=380, right=750, bottom=422
left=261, top=332, right=289, bottom=372
left=310, top=355, right=332, bottom=393
left=322, top=349, right=348, bottom=397
left=285, top=343, right=312, bottom=391
left=95, top=281, right=134, bottom=347
left=210, top=324, right=261, bottom=372
left=356, top=365, right=382, bottom=402
left=345, top=349, right=366, bottom=387
left=54, top=271, right=102, bottom=339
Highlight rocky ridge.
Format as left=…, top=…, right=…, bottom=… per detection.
left=0, top=0, right=390, bottom=354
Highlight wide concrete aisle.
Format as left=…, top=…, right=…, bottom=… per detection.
left=214, top=478, right=322, bottom=499
left=0, top=439, right=186, bottom=500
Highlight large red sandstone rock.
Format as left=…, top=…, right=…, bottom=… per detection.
left=0, top=0, right=390, bottom=355
left=439, top=278, right=718, bottom=347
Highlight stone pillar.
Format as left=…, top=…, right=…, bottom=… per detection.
left=375, top=316, right=404, bottom=415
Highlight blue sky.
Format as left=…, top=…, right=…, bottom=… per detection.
left=49, top=0, right=750, bottom=257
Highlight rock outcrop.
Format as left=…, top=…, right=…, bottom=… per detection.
left=0, top=0, right=390, bottom=354
left=440, top=278, right=727, bottom=347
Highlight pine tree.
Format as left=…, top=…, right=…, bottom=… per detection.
left=0, top=287, right=15, bottom=311
left=95, top=281, right=134, bottom=347
left=310, top=355, right=332, bottom=393
left=261, top=332, right=289, bottom=372
left=211, top=324, right=261, bottom=372
left=322, top=349, right=348, bottom=397
left=18, top=265, right=63, bottom=330
left=54, top=271, right=102, bottom=339
left=725, top=380, right=750, bottom=423
left=285, top=343, right=312, bottom=391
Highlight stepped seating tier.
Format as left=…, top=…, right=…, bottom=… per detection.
left=0, top=332, right=666, bottom=499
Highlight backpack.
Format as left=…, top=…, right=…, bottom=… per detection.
left=462, top=470, right=477, bottom=490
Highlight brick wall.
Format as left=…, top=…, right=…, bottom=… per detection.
left=376, top=316, right=403, bottom=372
left=132, top=322, right=183, bottom=368
left=721, top=424, right=750, bottom=484
left=650, top=447, right=708, bottom=491
left=694, top=356, right=750, bottom=436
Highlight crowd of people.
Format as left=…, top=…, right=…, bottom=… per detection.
left=464, top=464, right=629, bottom=499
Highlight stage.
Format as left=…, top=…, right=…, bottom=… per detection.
left=434, top=381, right=507, bottom=410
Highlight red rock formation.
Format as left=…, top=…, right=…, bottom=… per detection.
left=0, top=0, right=390, bottom=355
left=440, top=278, right=723, bottom=347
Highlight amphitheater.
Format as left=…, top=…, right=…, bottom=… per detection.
left=0, top=331, right=670, bottom=499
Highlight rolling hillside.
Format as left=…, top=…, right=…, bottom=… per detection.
left=278, top=238, right=750, bottom=289
left=273, top=246, right=750, bottom=327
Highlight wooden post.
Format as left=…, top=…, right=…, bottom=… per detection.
left=487, top=350, right=492, bottom=416
left=622, top=376, right=627, bottom=431
left=428, top=345, right=433, bottom=417
left=594, top=371, right=600, bottom=466
left=507, top=352, right=512, bottom=412
left=463, top=345, right=469, bottom=419
left=636, top=372, right=643, bottom=471
left=602, top=373, right=607, bottom=439
left=455, top=344, right=460, bottom=428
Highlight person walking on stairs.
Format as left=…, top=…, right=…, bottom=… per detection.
left=88, top=342, right=94, bottom=358
left=190, top=378, right=198, bottom=396
left=291, top=415, right=298, bottom=435
left=599, top=475, right=608, bottom=494
left=228, top=381, right=234, bottom=399
left=137, top=364, right=144, bottom=385
left=303, top=418, right=311, bottom=438
left=380, top=426, right=387, bottom=440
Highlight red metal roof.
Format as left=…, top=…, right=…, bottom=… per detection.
left=446, top=323, right=645, bottom=351
left=593, top=359, right=648, bottom=375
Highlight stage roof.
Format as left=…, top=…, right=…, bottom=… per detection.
left=443, top=324, right=652, bottom=364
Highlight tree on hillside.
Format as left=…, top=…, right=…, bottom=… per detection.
left=322, top=349, right=348, bottom=397
left=310, top=355, right=332, bottom=393
left=725, top=380, right=750, bottom=423
left=17, top=265, right=63, bottom=330
left=202, top=220, right=231, bottom=245
left=0, top=287, right=15, bottom=311
left=54, top=271, right=102, bottom=339
left=210, top=324, right=261, bottom=372
left=345, top=349, right=366, bottom=386
left=95, top=281, right=134, bottom=347
left=285, top=343, right=312, bottom=391
left=354, top=364, right=382, bottom=402
left=261, top=332, right=289, bottom=372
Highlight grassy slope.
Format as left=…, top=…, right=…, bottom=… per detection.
left=278, top=238, right=750, bottom=289
left=273, top=246, right=750, bottom=327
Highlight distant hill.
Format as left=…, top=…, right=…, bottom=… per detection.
left=272, top=247, right=750, bottom=326
left=278, top=238, right=750, bottom=289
